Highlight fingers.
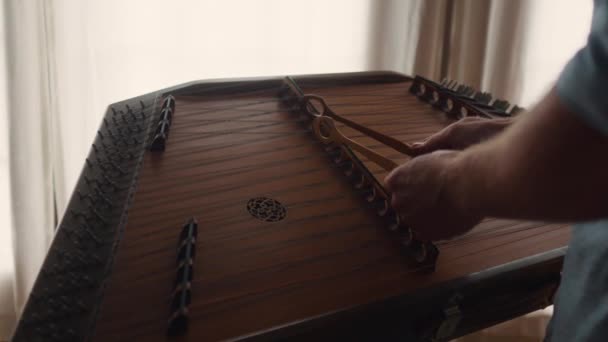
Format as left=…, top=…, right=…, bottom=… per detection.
left=409, top=117, right=487, bottom=156
left=383, top=151, right=478, bottom=242
left=384, top=161, right=425, bottom=217
left=384, top=161, right=411, bottom=192
left=410, top=130, right=451, bottom=156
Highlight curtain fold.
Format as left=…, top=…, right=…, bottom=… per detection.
left=5, top=0, right=56, bottom=317
left=371, top=0, right=533, bottom=104
left=413, top=0, right=452, bottom=81
left=480, top=0, right=532, bottom=103
left=367, top=0, right=424, bottom=73
left=0, top=2, right=15, bottom=339
left=445, top=0, right=491, bottom=87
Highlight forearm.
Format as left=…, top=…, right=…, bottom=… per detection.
left=448, top=88, right=608, bottom=222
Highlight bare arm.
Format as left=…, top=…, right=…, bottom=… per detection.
left=449, top=88, right=608, bottom=222
left=386, top=88, right=608, bottom=241
left=387, top=0, right=608, bottom=241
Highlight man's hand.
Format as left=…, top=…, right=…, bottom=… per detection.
left=387, top=89, right=608, bottom=233
left=411, top=117, right=512, bottom=156
left=384, top=151, right=483, bottom=241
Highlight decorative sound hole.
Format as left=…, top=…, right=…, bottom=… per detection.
left=247, top=197, right=287, bottom=222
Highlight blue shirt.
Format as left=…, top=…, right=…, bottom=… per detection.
left=549, top=0, right=608, bottom=341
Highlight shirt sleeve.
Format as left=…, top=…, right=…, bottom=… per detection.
left=557, top=0, right=608, bottom=136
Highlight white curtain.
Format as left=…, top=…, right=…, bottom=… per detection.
left=0, top=2, right=16, bottom=339
left=0, top=0, right=593, bottom=339
left=3, top=1, right=56, bottom=337
left=370, top=0, right=532, bottom=103
left=371, top=0, right=591, bottom=107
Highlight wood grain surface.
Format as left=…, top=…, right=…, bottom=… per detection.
left=92, top=80, right=570, bottom=341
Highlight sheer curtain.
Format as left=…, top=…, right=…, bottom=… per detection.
left=1, top=0, right=593, bottom=339
left=371, top=0, right=592, bottom=107
left=371, top=0, right=535, bottom=101
left=0, top=2, right=15, bottom=339
left=3, top=2, right=56, bottom=341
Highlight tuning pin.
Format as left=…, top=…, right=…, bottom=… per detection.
left=386, top=212, right=400, bottom=232
left=163, top=95, right=176, bottom=111
left=430, top=90, right=440, bottom=104
left=94, top=187, right=113, bottom=207
left=401, top=228, right=414, bottom=246
left=157, top=120, right=170, bottom=134
left=70, top=209, right=85, bottom=221
left=353, top=173, right=368, bottom=189
left=161, top=107, right=173, bottom=123
left=509, top=105, right=523, bottom=116
left=372, top=199, right=390, bottom=217
left=413, top=242, right=428, bottom=263
left=346, top=170, right=362, bottom=185
left=335, top=156, right=350, bottom=169
left=343, top=161, right=357, bottom=177
left=495, top=100, right=510, bottom=111
left=484, top=94, right=493, bottom=105
left=332, top=149, right=348, bottom=164
left=465, top=87, right=476, bottom=98
left=83, top=228, right=102, bottom=247
left=106, top=159, right=125, bottom=175
left=459, top=105, right=470, bottom=118
left=150, top=132, right=166, bottom=151
left=419, top=83, right=428, bottom=97
left=364, top=187, right=377, bottom=202
left=92, top=208, right=109, bottom=224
